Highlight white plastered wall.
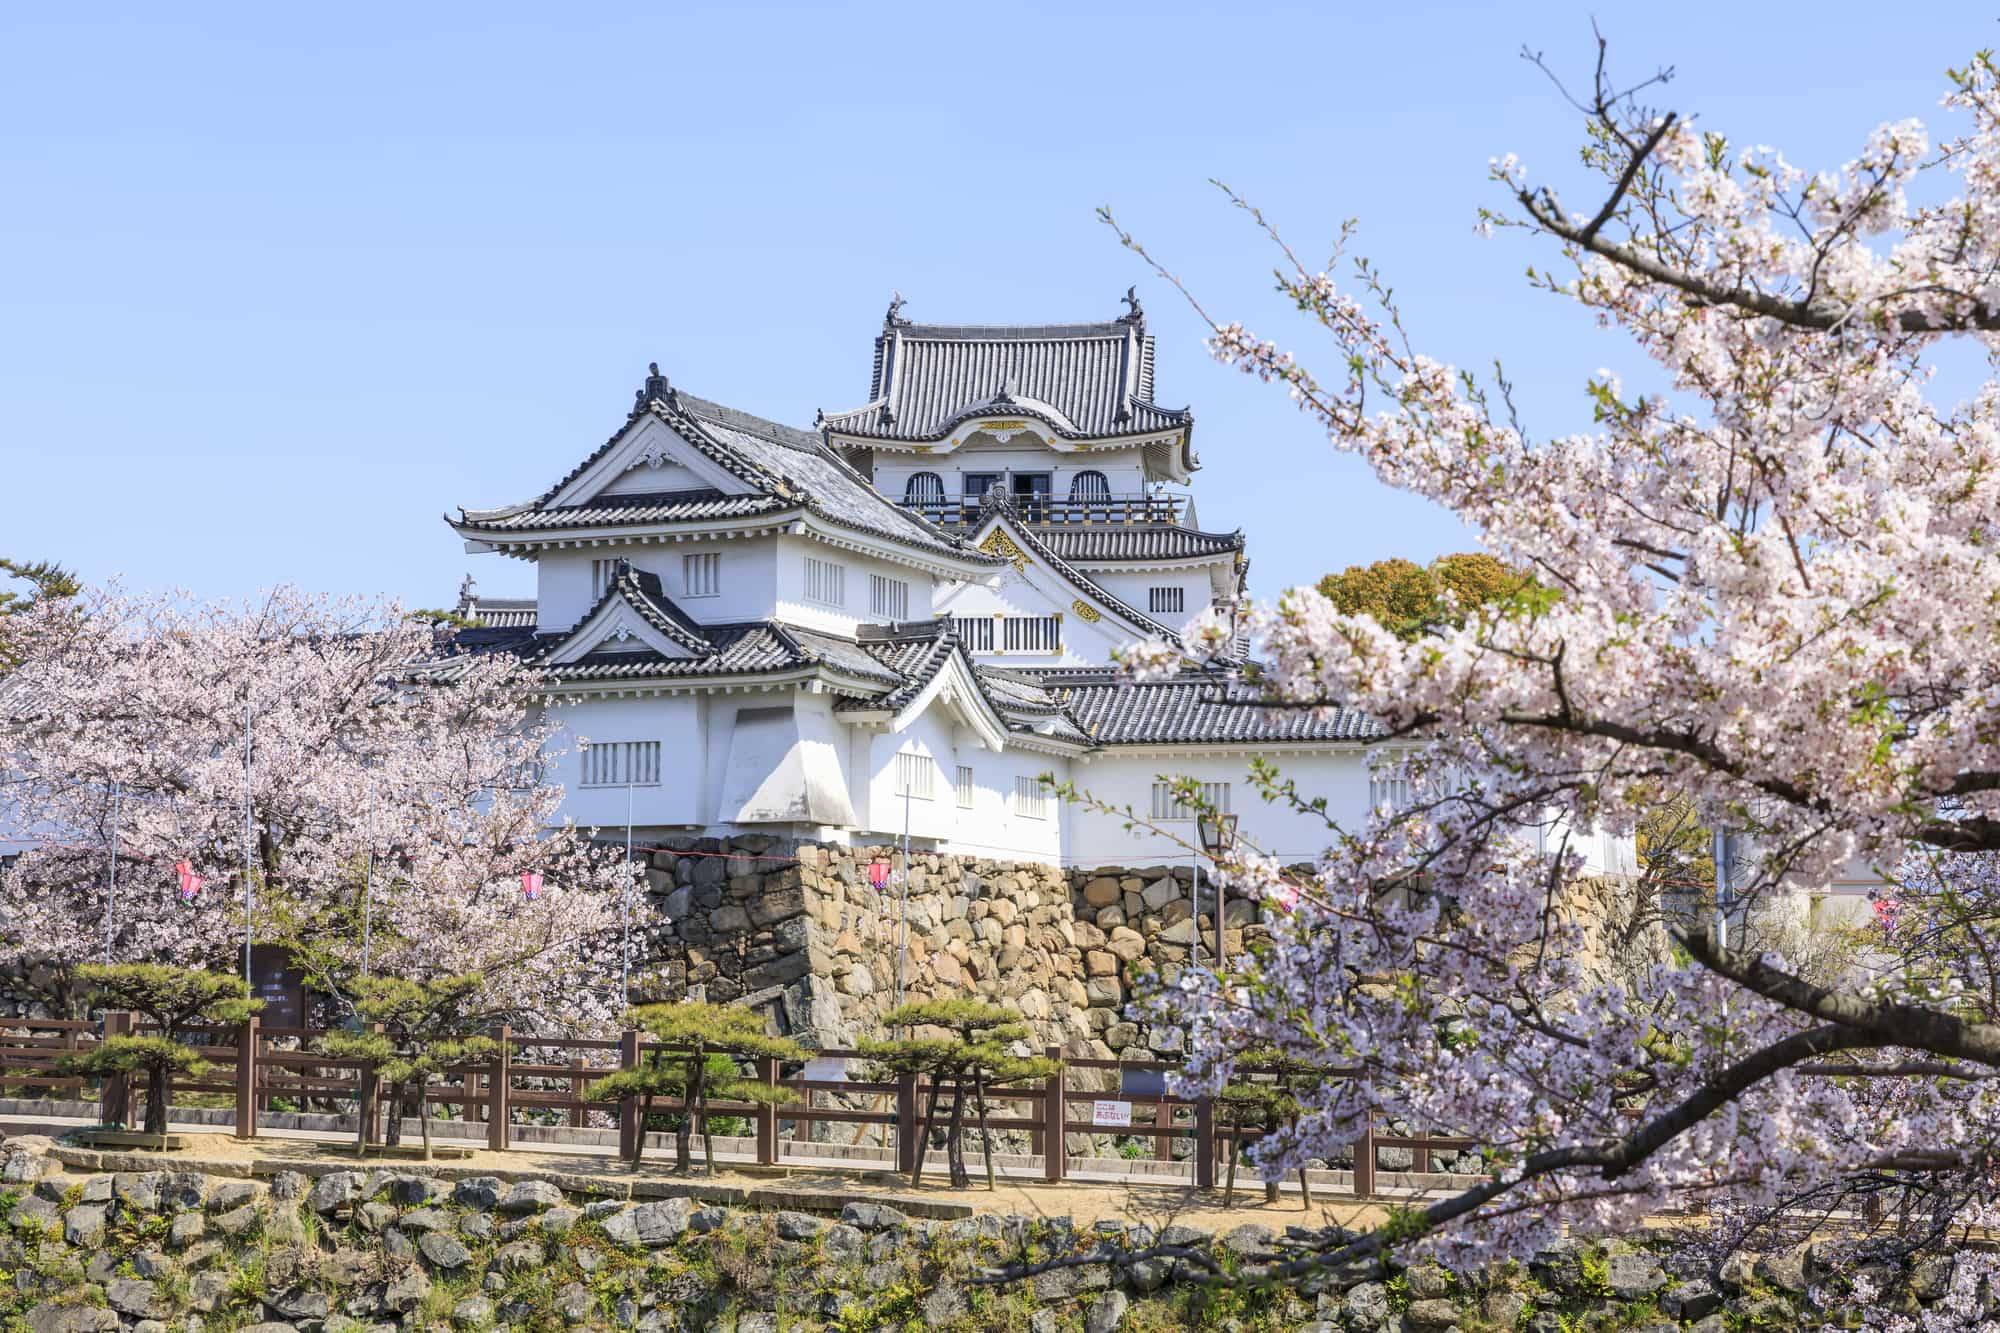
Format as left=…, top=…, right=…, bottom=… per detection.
left=773, top=534, right=940, bottom=636
left=543, top=694, right=706, bottom=831
left=536, top=537, right=780, bottom=633
left=1065, top=749, right=1372, bottom=867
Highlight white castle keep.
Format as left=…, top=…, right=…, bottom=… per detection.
left=444, top=293, right=1634, bottom=872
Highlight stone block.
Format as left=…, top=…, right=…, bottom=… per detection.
left=1081, top=877, right=1121, bottom=907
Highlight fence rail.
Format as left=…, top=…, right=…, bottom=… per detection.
left=0, top=1016, right=1480, bottom=1197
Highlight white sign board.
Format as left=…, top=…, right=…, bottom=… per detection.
left=1091, top=1099, right=1133, bottom=1128
left=801, top=1056, right=848, bottom=1084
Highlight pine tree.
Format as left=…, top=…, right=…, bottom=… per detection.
left=56, top=964, right=261, bottom=1139
left=589, top=1002, right=801, bottom=1173
left=859, top=999, right=1057, bottom=1190
left=320, top=974, right=497, bottom=1160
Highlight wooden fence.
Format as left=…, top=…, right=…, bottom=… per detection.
left=0, top=1015, right=1478, bottom=1196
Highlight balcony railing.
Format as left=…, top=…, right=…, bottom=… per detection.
left=901, top=492, right=1188, bottom=527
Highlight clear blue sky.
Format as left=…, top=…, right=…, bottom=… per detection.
left=3, top=3, right=1990, bottom=607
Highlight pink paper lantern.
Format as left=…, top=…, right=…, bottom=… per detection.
left=174, top=860, right=204, bottom=904
left=521, top=870, right=544, bottom=902
left=868, top=859, right=891, bottom=891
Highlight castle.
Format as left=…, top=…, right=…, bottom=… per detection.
left=445, top=294, right=1629, bottom=873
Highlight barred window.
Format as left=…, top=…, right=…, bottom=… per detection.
left=895, top=750, right=935, bottom=799
left=804, top=557, right=845, bottom=607
left=950, top=615, right=995, bottom=651
left=1014, top=775, right=1048, bottom=820
left=1368, top=772, right=1415, bottom=813
left=1001, top=615, right=1061, bottom=653
left=591, top=559, right=619, bottom=599
left=1148, top=586, right=1185, bottom=614
left=683, top=552, right=720, bottom=598
left=870, top=575, right=910, bottom=620
left=1150, top=780, right=1231, bottom=821
left=956, top=765, right=975, bottom=809
left=580, top=740, right=661, bottom=787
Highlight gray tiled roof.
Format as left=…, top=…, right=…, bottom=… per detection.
left=1033, top=526, right=1245, bottom=563
left=822, top=306, right=1192, bottom=442
left=582, top=564, right=713, bottom=655
left=460, top=491, right=786, bottom=531
left=453, top=384, right=994, bottom=566
left=990, top=514, right=1186, bottom=643
left=464, top=597, right=538, bottom=628
left=1043, top=671, right=1382, bottom=745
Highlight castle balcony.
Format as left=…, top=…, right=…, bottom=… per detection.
left=899, top=491, right=1190, bottom=528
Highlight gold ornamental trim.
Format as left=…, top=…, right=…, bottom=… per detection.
left=1071, top=600, right=1102, bottom=623
left=980, top=530, right=1029, bottom=571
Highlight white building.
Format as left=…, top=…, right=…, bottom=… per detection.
left=446, top=294, right=1629, bottom=871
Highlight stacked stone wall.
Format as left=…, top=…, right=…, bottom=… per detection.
left=628, top=837, right=1265, bottom=1058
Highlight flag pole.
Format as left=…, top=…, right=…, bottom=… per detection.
left=242, top=698, right=254, bottom=989
left=102, top=781, right=121, bottom=965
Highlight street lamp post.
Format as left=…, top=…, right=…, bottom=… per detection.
left=1197, top=812, right=1239, bottom=970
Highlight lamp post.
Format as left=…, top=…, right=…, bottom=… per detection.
left=1197, top=812, right=1239, bottom=970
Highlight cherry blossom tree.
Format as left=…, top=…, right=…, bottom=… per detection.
left=1090, top=42, right=2000, bottom=1306
left=0, top=584, right=630, bottom=1028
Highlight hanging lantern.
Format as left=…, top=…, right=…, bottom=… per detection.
left=174, top=860, right=205, bottom=904
left=521, top=870, right=544, bottom=902
left=868, top=859, right=890, bottom=891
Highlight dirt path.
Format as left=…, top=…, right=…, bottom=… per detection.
left=31, top=1127, right=1399, bottom=1234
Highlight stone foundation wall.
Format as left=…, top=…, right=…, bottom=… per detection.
left=628, top=837, right=1267, bottom=1058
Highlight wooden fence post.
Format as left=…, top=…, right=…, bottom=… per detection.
left=1351, top=1121, right=1376, bottom=1198
left=1194, top=1093, right=1216, bottom=1190
left=894, top=1071, right=917, bottom=1175
left=487, top=1025, right=511, bottom=1152
left=755, top=1055, right=778, bottom=1166
left=233, top=1016, right=259, bottom=1140
left=615, top=1028, right=641, bottom=1163
left=1042, top=1045, right=1065, bottom=1183
left=568, top=1057, right=587, bottom=1129
left=99, top=1011, right=134, bottom=1128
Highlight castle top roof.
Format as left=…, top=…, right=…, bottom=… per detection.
left=820, top=292, right=1191, bottom=444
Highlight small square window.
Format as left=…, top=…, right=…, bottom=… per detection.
left=1148, top=587, right=1185, bottom=615
left=956, top=765, right=975, bottom=809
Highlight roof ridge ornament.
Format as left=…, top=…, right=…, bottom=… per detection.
left=1118, top=286, right=1143, bottom=325
left=635, top=362, right=670, bottom=410
left=885, top=290, right=909, bottom=327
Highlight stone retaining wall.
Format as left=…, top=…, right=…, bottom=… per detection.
left=628, top=838, right=1259, bottom=1063
left=0, top=1134, right=1976, bottom=1332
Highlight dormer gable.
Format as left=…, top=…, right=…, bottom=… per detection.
left=541, top=562, right=712, bottom=664
left=547, top=411, right=758, bottom=509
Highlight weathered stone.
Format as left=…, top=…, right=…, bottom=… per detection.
left=601, top=1197, right=691, bottom=1248
left=555, top=1281, right=596, bottom=1322
left=1340, top=1281, right=1390, bottom=1326
left=26, top=1311, right=121, bottom=1333
left=1482, top=1290, right=1527, bottom=1325
left=1756, top=1245, right=1809, bottom=1294
left=212, top=1203, right=260, bottom=1237
left=1140, top=877, right=1181, bottom=912
left=104, top=1278, right=158, bottom=1318
left=1085, top=1290, right=1129, bottom=1333
left=396, top=1206, right=449, bottom=1232
left=382, top=1268, right=432, bottom=1314
left=920, top=1281, right=968, bottom=1326
left=112, top=1171, right=163, bottom=1214
left=355, top=1201, right=397, bottom=1233
left=1607, top=1250, right=1667, bottom=1300
left=497, top=1179, right=563, bottom=1213
left=63, top=1203, right=107, bottom=1247
left=418, top=1230, right=474, bottom=1270
left=452, top=1295, right=494, bottom=1329
left=266, top=1288, right=330, bottom=1322
left=452, top=1177, right=503, bottom=1209
left=269, top=1171, right=309, bottom=1201
left=167, top=1212, right=205, bottom=1249
left=189, top=1271, right=232, bottom=1313
left=206, top=1180, right=260, bottom=1212
left=1081, top=877, right=1122, bottom=907
left=1403, top=1298, right=1461, bottom=1331
left=841, top=1201, right=908, bottom=1232
left=494, top=1239, right=544, bottom=1272
left=773, top=1210, right=823, bottom=1240
left=308, top=1171, right=362, bottom=1214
